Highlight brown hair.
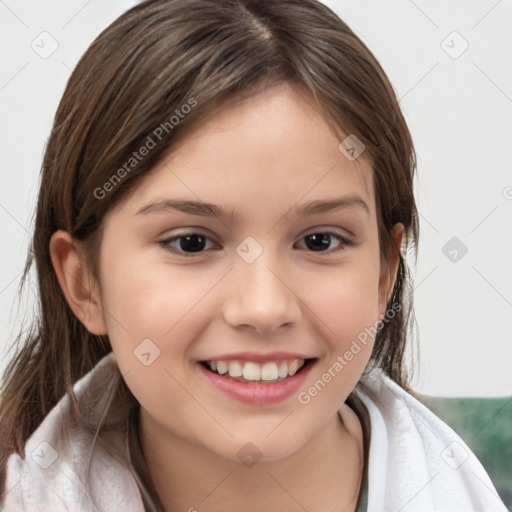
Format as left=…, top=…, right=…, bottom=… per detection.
left=0, top=0, right=418, bottom=509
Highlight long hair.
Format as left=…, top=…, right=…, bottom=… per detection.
left=0, top=0, right=418, bottom=509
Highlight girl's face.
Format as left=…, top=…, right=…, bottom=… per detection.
left=95, top=83, right=401, bottom=462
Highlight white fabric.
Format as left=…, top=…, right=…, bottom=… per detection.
left=2, top=352, right=144, bottom=512
left=356, top=372, right=508, bottom=511
left=2, top=352, right=507, bottom=511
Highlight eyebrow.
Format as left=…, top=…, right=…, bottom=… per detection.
left=135, top=195, right=370, bottom=218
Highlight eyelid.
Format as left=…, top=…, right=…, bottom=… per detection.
left=158, top=228, right=353, bottom=257
left=300, top=226, right=353, bottom=241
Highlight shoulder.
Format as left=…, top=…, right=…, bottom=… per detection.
left=353, top=370, right=508, bottom=512
left=2, top=352, right=144, bottom=511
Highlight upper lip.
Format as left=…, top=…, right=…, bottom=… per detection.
left=199, top=351, right=316, bottom=364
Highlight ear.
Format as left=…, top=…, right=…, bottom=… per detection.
left=378, top=223, right=405, bottom=318
left=49, top=230, right=108, bottom=335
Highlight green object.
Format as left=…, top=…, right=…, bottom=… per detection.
left=415, top=394, right=512, bottom=511
left=356, top=477, right=368, bottom=511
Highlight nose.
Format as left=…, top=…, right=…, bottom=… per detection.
left=222, top=250, right=302, bottom=334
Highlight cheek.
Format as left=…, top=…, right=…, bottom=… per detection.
left=304, top=257, right=382, bottom=342
left=96, top=259, right=214, bottom=423
left=100, top=261, right=210, bottom=347
left=290, top=256, right=382, bottom=437
left=97, top=253, right=229, bottom=382
left=298, top=255, right=382, bottom=397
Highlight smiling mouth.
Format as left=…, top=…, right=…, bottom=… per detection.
left=199, top=358, right=317, bottom=384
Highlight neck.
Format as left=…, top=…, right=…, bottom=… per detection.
left=139, top=404, right=364, bottom=512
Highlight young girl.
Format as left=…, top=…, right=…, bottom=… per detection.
left=0, top=0, right=507, bottom=511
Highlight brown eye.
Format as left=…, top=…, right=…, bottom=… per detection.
left=160, top=233, right=215, bottom=256
left=296, top=231, right=352, bottom=253
left=177, top=234, right=207, bottom=252
left=304, top=233, right=331, bottom=251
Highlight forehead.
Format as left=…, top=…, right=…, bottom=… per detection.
left=113, top=83, right=375, bottom=221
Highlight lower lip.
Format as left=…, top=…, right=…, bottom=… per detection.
left=197, top=361, right=315, bottom=405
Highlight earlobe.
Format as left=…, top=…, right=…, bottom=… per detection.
left=49, top=230, right=108, bottom=335
left=378, top=223, right=405, bottom=316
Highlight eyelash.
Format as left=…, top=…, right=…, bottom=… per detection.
left=158, top=230, right=353, bottom=258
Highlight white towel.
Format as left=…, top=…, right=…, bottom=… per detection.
left=357, top=370, right=508, bottom=511
left=2, top=352, right=508, bottom=511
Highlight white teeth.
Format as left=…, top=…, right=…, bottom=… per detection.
left=207, top=359, right=307, bottom=381
left=261, top=362, right=279, bottom=380
left=216, top=361, right=228, bottom=375
left=228, top=361, right=243, bottom=378
left=288, top=359, right=299, bottom=376
left=242, top=362, right=261, bottom=381
left=278, top=362, right=288, bottom=378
